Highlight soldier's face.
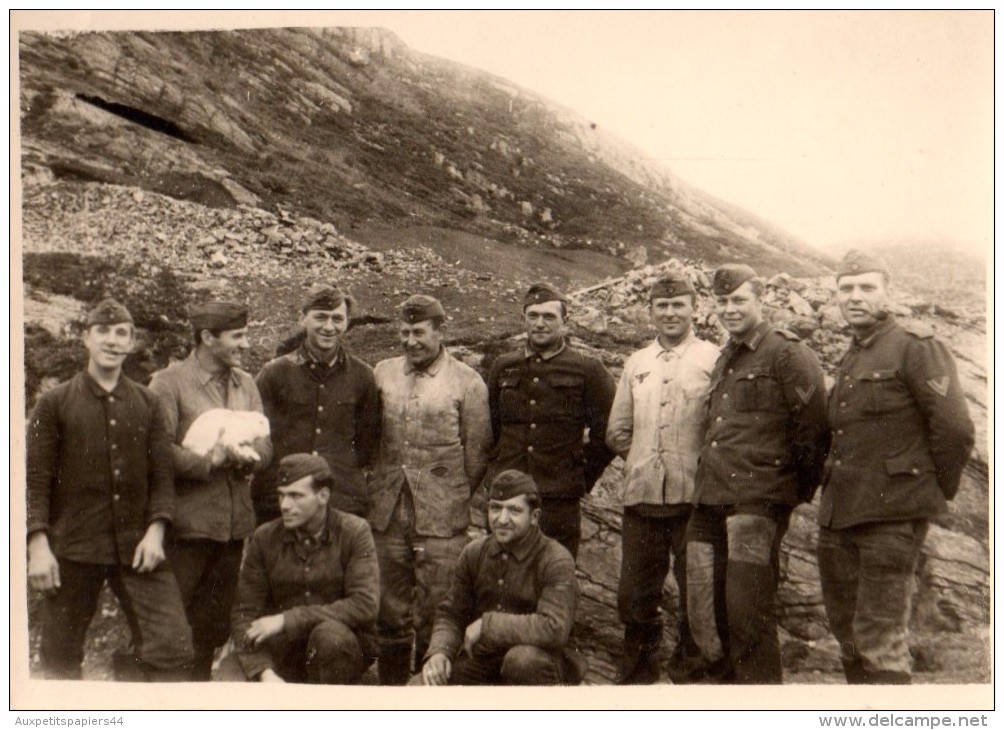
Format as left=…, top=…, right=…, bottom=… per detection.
left=650, top=295, right=694, bottom=341
left=715, top=281, right=762, bottom=337
left=301, top=303, right=348, bottom=354
left=278, top=476, right=329, bottom=530
left=524, top=301, right=566, bottom=352
left=203, top=327, right=250, bottom=369
left=400, top=319, right=443, bottom=369
left=488, top=494, right=540, bottom=546
left=84, top=322, right=135, bottom=371
left=837, top=272, right=890, bottom=330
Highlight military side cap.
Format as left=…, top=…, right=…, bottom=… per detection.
left=713, top=264, right=758, bottom=295
left=190, top=301, right=248, bottom=331
left=86, top=298, right=134, bottom=326
left=302, top=283, right=352, bottom=313
left=648, top=274, right=696, bottom=301
left=523, top=282, right=567, bottom=308
left=400, top=294, right=446, bottom=323
left=488, top=469, right=539, bottom=501
left=836, top=249, right=890, bottom=280
left=276, top=453, right=333, bottom=488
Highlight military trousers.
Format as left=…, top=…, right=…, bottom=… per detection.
left=538, top=496, right=582, bottom=559
left=167, top=537, right=244, bottom=679
left=407, top=645, right=567, bottom=686
left=685, top=502, right=791, bottom=684
left=817, top=520, right=928, bottom=684
left=373, top=491, right=467, bottom=666
left=40, top=558, right=194, bottom=680
left=217, top=619, right=372, bottom=684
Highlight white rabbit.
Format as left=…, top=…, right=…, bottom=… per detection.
left=182, top=408, right=270, bottom=464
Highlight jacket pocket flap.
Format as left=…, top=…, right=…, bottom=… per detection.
left=499, top=375, right=520, bottom=388
left=549, top=374, right=584, bottom=388
left=738, top=367, right=773, bottom=380
left=884, top=455, right=934, bottom=476
left=860, top=369, right=898, bottom=382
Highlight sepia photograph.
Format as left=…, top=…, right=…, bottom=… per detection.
left=10, top=9, right=992, bottom=715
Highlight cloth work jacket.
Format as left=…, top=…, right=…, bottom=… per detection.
left=426, top=526, right=577, bottom=661
left=607, top=333, right=720, bottom=507
left=485, top=343, right=616, bottom=499
left=230, top=507, right=379, bottom=678
left=368, top=348, right=491, bottom=537
left=254, top=344, right=380, bottom=516
left=149, top=352, right=272, bottom=542
left=27, top=372, right=174, bottom=565
left=694, top=321, right=830, bottom=506
left=818, top=317, right=974, bottom=528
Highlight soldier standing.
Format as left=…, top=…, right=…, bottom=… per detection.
left=485, top=282, right=616, bottom=559
left=253, top=284, right=380, bottom=523
left=367, top=294, right=492, bottom=684
left=817, top=250, right=974, bottom=684
left=606, top=275, right=720, bottom=684
left=27, top=299, right=194, bottom=680
left=687, top=265, right=830, bottom=683
left=149, top=301, right=272, bottom=680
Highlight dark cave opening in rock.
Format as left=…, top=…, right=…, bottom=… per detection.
left=74, top=93, right=198, bottom=143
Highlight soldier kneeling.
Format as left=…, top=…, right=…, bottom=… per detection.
left=218, top=454, right=379, bottom=683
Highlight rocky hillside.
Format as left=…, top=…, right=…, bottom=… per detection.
left=19, top=27, right=830, bottom=275
left=18, top=27, right=987, bottom=686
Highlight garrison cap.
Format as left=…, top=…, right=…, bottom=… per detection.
left=302, top=283, right=353, bottom=314
left=648, top=273, right=697, bottom=301
left=836, top=249, right=890, bottom=280
left=276, top=453, right=333, bottom=489
left=86, top=298, right=133, bottom=326
left=400, top=294, right=446, bottom=324
left=713, top=264, right=759, bottom=296
left=488, top=469, right=539, bottom=501
left=523, top=282, right=567, bottom=308
left=190, top=301, right=248, bottom=332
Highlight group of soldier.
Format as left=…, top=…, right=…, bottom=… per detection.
left=26, top=248, right=975, bottom=687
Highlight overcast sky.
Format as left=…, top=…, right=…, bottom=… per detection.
left=18, top=10, right=994, bottom=255
left=377, top=11, right=993, bottom=255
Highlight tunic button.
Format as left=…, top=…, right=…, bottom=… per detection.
left=715, top=417, right=723, bottom=423
left=728, top=369, right=734, bottom=374
left=835, top=460, right=842, bottom=466
left=319, top=384, right=325, bottom=389
left=660, top=401, right=667, bottom=406
left=530, top=423, right=536, bottom=429
left=530, top=400, right=536, bottom=406
left=501, top=554, right=508, bottom=560
left=711, top=441, right=718, bottom=448
left=533, top=377, right=540, bottom=383
left=113, top=469, right=121, bottom=477
left=527, top=446, right=534, bottom=453
left=497, top=604, right=503, bottom=609
left=111, top=443, right=118, bottom=450
left=874, top=372, right=881, bottom=378
left=318, top=406, right=324, bottom=412
left=113, top=494, right=120, bottom=501
left=840, top=402, right=847, bottom=408
left=747, top=374, right=755, bottom=379
left=312, top=450, right=319, bottom=455
left=844, top=375, right=850, bottom=380
left=911, top=468, right=920, bottom=475
left=730, top=473, right=736, bottom=478
left=663, top=379, right=669, bottom=384
left=774, top=459, right=782, bottom=466
left=305, top=591, right=311, bottom=597
left=497, top=579, right=504, bottom=585
left=316, top=428, right=322, bottom=434
left=109, top=419, right=117, bottom=426
left=722, top=394, right=729, bottom=400
left=837, top=430, right=844, bottom=436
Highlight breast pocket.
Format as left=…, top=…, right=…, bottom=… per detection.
left=858, top=369, right=905, bottom=414
left=549, top=373, right=585, bottom=417
left=735, top=369, right=784, bottom=412
left=498, top=373, right=522, bottom=419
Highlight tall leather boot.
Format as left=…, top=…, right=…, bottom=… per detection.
left=378, top=643, right=413, bottom=686
left=616, top=623, right=661, bottom=685
left=841, top=658, right=868, bottom=685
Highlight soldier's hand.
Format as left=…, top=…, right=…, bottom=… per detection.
left=423, top=653, right=452, bottom=686
left=246, top=614, right=285, bottom=648
left=27, top=533, right=60, bottom=594
left=258, top=668, right=285, bottom=683
left=462, top=618, right=483, bottom=658
left=209, top=442, right=228, bottom=469
left=132, top=521, right=167, bottom=572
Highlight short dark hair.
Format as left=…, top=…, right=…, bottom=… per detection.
left=749, top=278, right=766, bottom=299
left=525, top=491, right=542, bottom=511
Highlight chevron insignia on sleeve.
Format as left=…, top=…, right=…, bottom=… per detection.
left=794, top=384, right=817, bottom=405
left=927, top=376, right=949, bottom=397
